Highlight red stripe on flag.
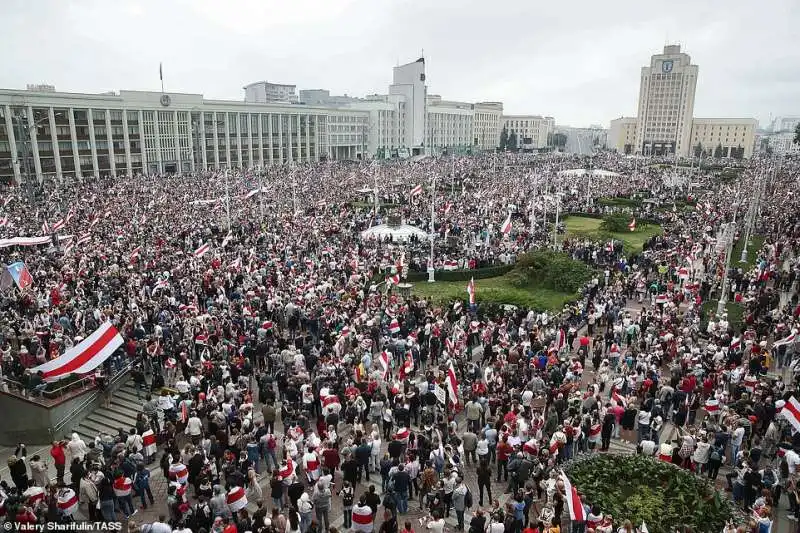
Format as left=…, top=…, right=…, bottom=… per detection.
left=782, top=396, right=800, bottom=433
left=42, top=326, right=119, bottom=379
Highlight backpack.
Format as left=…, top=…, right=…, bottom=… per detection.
left=710, top=446, right=722, bottom=462
left=463, top=488, right=473, bottom=508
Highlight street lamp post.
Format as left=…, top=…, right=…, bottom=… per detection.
left=428, top=176, right=437, bottom=282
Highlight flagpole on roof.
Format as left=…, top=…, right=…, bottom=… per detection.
left=159, top=62, right=164, bottom=93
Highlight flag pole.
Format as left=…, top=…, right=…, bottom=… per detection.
left=159, top=62, right=164, bottom=93
left=428, top=176, right=436, bottom=282
left=225, top=169, right=231, bottom=232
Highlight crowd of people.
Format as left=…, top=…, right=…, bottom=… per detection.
left=0, top=151, right=798, bottom=533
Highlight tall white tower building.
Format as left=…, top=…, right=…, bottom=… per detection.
left=389, top=58, right=427, bottom=155
left=634, top=45, right=698, bottom=157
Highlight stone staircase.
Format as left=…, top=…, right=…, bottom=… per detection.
left=61, top=381, right=143, bottom=443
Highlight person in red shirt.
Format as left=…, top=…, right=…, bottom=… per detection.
left=496, top=436, right=513, bottom=483
left=50, top=440, right=67, bottom=486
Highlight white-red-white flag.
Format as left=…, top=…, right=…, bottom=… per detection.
left=194, top=242, right=210, bottom=257
left=30, top=322, right=123, bottom=381
left=410, top=184, right=423, bottom=196
left=780, top=396, right=800, bottom=434
left=446, top=361, right=459, bottom=406
left=500, top=212, right=512, bottom=234
left=628, top=218, right=636, bottom=232
left=560, top=472, right=586, bottom=522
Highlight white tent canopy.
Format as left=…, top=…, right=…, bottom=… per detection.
left=556, top=168, right=622, bottom=177
left=361, top=224, right=428, bottom=242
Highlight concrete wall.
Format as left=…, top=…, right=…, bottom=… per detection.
left=0, top=373, right=130, bottom=445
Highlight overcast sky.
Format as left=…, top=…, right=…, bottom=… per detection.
left=2, top=0, right=798, bottom=128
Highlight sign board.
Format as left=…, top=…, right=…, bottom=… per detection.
left=434, top=385, right=446, bottom=405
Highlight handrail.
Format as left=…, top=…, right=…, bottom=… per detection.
left=50, top=362, right=135, bottom=436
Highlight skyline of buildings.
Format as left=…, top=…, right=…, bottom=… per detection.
left=0, top=44, right=796, bottom=184
left=608, top=45, right=759, bottom=158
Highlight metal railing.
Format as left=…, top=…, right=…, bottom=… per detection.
left=2, top=374, right=96, bottom=404
left=49, top=362, right=135, bottom=437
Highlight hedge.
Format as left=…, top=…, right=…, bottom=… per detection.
left=565, top=212, right=662, bottom=226
left=405, top=264, right=514, bottom=282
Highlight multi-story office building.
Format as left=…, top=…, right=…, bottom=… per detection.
left=473, top=102, right=503, bottom=151
left=634, top=45, right=698, bottom=157
left=389, top=58, right=427, bottom=155
left=609, top=117, right=638, bottom=154
left=0, top=88, right=368, bottom=183
left=769, top=116, right=800, bottom=134
left=609, top=44, right=759, bottom=158
left=689, top=118, right=757, bottom=158
left=0, top=59, right=559, bottom=182
left=426, top=96, right=474, bottom=155
left=501, top=115, right=554, bottom=150
left=243, top=81, right=298, bottom=103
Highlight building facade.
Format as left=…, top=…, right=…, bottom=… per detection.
left=689, top=118, right=757, bottom=158
left=634, top=45, right=698, bottom=157
left=473, top=102, right=503, bottom=151
left=769, top=116, right=800, bottom=134
left=609, top=117, right=638, bottom=154
left=426, top=96, right=474, bottom=155
left=0, top=88, right=369, bottom=183
left=243, top=81, right=298, bottom=103
left=501, top=115, right=554, bottom=150
left=758, top=131, right=800, bottom=155
left=389, top=58, right=427, bottom=155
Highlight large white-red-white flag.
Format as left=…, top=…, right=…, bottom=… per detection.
left=774, top=330, right=798, bottom=347
left=500, top=212, right=512, bottom=234
left=560, top=472, right=586, bottom=522
left=780, top=395, right=800, bottom=434
left=446, top=361, right=459, bottom=406
left=30, top=322, right=124, bottom=381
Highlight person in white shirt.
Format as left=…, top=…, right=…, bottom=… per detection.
left=185, top=411, right=203, bottom=440
left=731, top=424, right=745, bottom=466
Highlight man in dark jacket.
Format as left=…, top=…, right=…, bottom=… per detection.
left=355, top=440, right=372, bottom=481
left=390, top=464, right=411, bottom=514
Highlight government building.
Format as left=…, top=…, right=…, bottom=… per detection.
left=608, top=45, right=757, bottom=158
left=0, top=59, right=553, bottom=185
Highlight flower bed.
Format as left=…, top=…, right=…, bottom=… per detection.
left=563, top=454, right=737, bottom=533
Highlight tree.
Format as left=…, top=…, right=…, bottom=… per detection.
left=499, top=126, right=509, bottom=150
left=794, top=123, right=800, bottom=146
left=713, top=143, right=724, bottom=158
left=552, top=133, right=567, bottom=148
left=732, top=145, right=744, bottom=160
left=507, top=130, right=518, bottom=151
left=693, top=143, right=703, bottom=158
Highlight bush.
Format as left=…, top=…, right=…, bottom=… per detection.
left=566, top=454, right=736, bottom=533
left=510, top=250, right=593, bottom=293
left=598, top=196, right=641, bottom=208
left=600, top=213, right=632, bottom=233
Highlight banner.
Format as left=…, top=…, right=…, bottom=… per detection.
left=0, top=235, right=72, bottom=248
left=31, top=322, right=124, bottom=381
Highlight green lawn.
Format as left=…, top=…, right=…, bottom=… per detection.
left=702, top=299, right=745, bottom=329
left=731, top=235, right=765, bottom=270
left=563, top=216, right=662, bottom=252
left=411, top=275, right=577, bottom=310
